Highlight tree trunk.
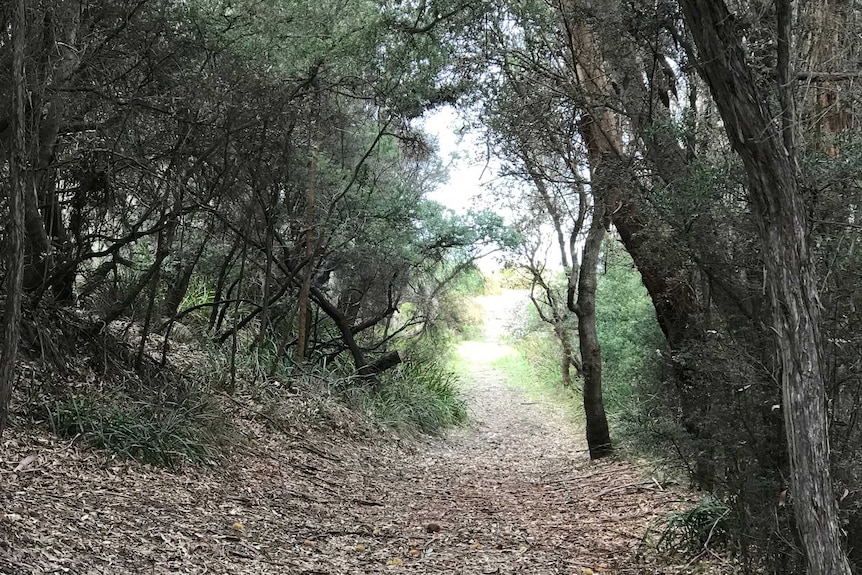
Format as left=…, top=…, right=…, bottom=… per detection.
left=573, top=194, right=612, bottom=459
left=559, top=2, right=617, bottom=458
left=297, top=145, right=318, bottom=363
left=557, top=324, right=580, bottom=387
left=679, top=0, right=852, bottom=572
left=162, top=239, right=207, bottom=321
left=363, top=350, right=403, bottom=376
left=209, top=237, right=241, bottom=331
left=0, top=0, right=29, bottom=436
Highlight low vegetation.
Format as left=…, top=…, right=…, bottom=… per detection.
left=42, top=390, right=225, bottom=469
left=339, top=359, right=467, bottom=434
left=492, top=243, right=664, bottom=444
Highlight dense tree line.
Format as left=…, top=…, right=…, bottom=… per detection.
left=0, top=0, right=510, bottom=425
left=468, top=0, right=862, bottom=572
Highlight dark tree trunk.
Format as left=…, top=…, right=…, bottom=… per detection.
left=209, top=237, right=241, bottom=331
left=559, top=3, right=616, bottom=458
left=573, top=195, right=612, bottom=459
left=163, top=241, right=206, bottom=321
left=679, top=0, right=852, bottom=572
left=307, top=282, right=369, bottom=375
left=0, top=0, right=29, bottom=437
left=363, top=350, right=403, bottom=376
left=610, top=200, right=695, bottom=351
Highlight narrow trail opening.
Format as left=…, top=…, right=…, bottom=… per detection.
left=341, top=292, right=684, bottom=574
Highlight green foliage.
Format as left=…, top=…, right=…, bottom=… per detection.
left=490, top=240, right=664, bottom=440
left=430, top=267, right=487, bottom=341
left=339, top=359, right=467, bottom=434
left=43, top=390, right=227, bottom=469
left=177, top=276, right=215, bottom=325
left=654, top=495, right=732, bottom=556
left=438, top=293, right=486, bottom=341
left=492, top=267, right=533, bottom=290
left=184, top=0, right=476, bottom=118
left=449, top=266, right=487, bottom=296
left=595, top=241, right=663, bottom=431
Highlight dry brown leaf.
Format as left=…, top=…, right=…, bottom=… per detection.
left=0, top=298, right=734, bottom=575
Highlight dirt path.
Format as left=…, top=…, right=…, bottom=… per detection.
left=336, top=293, right=682, bottom=574
left=1, top=293, right=689, bottom=574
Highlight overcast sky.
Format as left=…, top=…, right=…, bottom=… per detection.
left=418, top=105, right=570, bottom=273
left=419, top=106, right=496, bottom=214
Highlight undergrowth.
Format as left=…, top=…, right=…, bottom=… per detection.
left=338, top=358, right=467, bottom=434
left=19, top=293, right=470, bottom=469
left=651, top=495, right=732, bottom=557
left=42, top=390, right=226, bottom=469
left=490, top=343, right=584, bottom=425
left=595, top=242, right=664, bottom=442
left=15, top=310, right=232, bottom=470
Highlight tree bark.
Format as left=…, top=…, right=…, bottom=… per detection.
left=363, top=350, right=403, bottom=376
left=297, top=145, right=318, bottom=362
left=162, top=239, right=207, bottom=322
left=679, top=0, right=852, bottom=572
left=559, top=1, right=617, bottom=458
left=0, top=0, right=29, bottom=436
left=573, top=195, right=611, bottom=458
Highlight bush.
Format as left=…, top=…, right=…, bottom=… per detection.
left=654, top=495, right=732, bottom=556
left=502, top=330, right=569, bottom=390
left=595, top=241, right=664, bottom=435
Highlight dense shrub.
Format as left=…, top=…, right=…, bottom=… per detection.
left=595, top=242, right=664, bottom=436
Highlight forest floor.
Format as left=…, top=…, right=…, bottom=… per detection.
left=0, top=293, right=731, bottom=574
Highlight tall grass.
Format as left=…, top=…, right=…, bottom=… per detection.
left=338, top=359, right=467, bottom=434
left=490, top=339, right=584, bottom=424
left=43, top=389, right=227, bottom=469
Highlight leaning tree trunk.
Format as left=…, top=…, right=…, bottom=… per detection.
left=573, top=195, right=612, bottom=458
left=679, top=0, right=852, bottom=572
left=0, top=0, right=29, bottom=437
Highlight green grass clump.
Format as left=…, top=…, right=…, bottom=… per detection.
left=44, top=391, right=227, bottom=469
left=654, top=495, right=732, bottom=556
left=340, top=360, right=467, bottom=434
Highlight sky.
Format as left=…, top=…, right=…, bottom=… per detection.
left=419, top=106, right=496, bottom=214
left=418, top=105, right=569, bottom=273
left=418, top=105, right=517, bottom=272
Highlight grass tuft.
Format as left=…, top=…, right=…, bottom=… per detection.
left=653, top=495, right=732, bottom=556
left=339, top=359, right=467, bottom=434
left=43, top=390, right=228, bottom=469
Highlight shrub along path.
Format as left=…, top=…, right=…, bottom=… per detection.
left=0, top=300, right=714, bottom=574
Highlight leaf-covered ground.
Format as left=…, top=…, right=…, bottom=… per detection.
left=1, top=298, right=729, bottom=574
